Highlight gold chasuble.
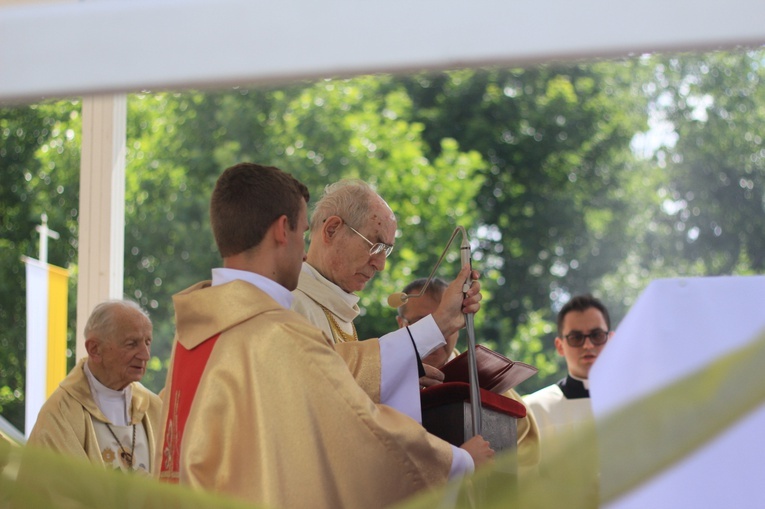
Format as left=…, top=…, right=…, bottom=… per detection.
left=292, top=262, right=382, bottom=402
left=158, top=280, right=452, bottom=509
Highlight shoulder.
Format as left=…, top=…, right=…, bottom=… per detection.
left=44, top=377, right=92, bottom=416
left=36, top=385, right=80, bottom=418
left=222, top=307, right=330, bottom=350
left=523, top=384, right=565, bottom=409
left=27, top=386, right=89, bottom=447
left=292, top=268, right=329, bottom=315
left=292, top=264, right=339, bottom=309
left=133, top=383, right=162, bottom=406
left=291, top=288, right=322, bottom=315
left=131, top=383, right=163, bottom=427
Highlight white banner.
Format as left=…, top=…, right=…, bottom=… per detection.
left=23, top=257, right=68, bottom=437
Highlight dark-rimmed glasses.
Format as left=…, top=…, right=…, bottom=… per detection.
left=343, top=221, right=394, bottom=258
left=563, top=329, right=609, bottom=347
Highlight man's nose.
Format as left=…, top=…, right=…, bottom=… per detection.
left=370, top=251, right=386, bottom=271
left=137, top=342, right=151, bottom=360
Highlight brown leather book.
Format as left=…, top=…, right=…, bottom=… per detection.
left=439, top=344, right=538, bottom=393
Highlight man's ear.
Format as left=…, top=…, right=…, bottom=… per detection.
left=272, top=215, right=290, bottom=245
left=85, top=338, right=100, bottom=360
left=322, top=216, right=343, bottom=243
left=554, top=336, right=565, bottom=356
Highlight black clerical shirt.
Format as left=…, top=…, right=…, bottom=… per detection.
left=557, top=375, right=590, bottom=399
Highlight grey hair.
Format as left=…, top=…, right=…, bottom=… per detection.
left=309, top=179, right=385, bottom=232
left=84, top=299, right=150, bottom=342
left=397, top=277, right=449, bottom=317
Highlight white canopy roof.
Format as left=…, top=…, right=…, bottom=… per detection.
left=2, top=0, right=765, bottom=103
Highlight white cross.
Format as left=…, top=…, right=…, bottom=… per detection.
left=35, top=213, right=60, bottom=264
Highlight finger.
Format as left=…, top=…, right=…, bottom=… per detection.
left=462, top=290, right=483, bottom=308
left=465, top=281, right=482, bottom=299
left=419, top=376, right=443, bottom=388
left=462, top=302, right=481, bottom=314
left=464, top=288, right=483, bottom=304
left=456, top=264, right=471, bottom=284
left=423, top=364, right=445, bottom=381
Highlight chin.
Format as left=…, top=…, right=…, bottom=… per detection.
left=339, top=280, right=364, bottom=293
left=128, top=369, right=145, bottom=380
left=348, top=284, right=367, bottom=294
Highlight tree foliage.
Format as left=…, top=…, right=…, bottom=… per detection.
left=650, top=51, right=765, bottom=273
left=397, top=62, right=653, bottom=390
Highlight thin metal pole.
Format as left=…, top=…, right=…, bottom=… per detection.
left=459, top=228, right=482, bottom=436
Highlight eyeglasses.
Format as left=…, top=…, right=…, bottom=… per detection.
left=563, top=329, right=610, bottom=347
left=343, top=222, right=394, bottom=258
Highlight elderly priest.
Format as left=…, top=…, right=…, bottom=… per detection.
left=26, top=300, right=162, bottom=474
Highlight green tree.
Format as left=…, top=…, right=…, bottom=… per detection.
left=0, top=101, right=80, bottom=431
left=398, top=63, right=652, bottom=391
left=649, top=50, right=765, bottom=274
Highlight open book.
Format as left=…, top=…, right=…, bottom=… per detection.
left=438, top=344, right=538, bottom=394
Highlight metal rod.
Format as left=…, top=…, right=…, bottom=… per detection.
left=458, top=227, right=482, bottom=437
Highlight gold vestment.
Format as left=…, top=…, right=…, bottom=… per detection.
left=158, top=280, right=452, bottom=509
left=25, top=358, right=162, bottom=469
left=292, top=261, right=382, bottom=401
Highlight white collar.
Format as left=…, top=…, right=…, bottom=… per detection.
left=569, top=371, right=590, bottom=390
left=211, top=267, right=294, bottom=309
left=301, top=263, right=359, bottom=307
left=83, top=360, right=132, bottom=426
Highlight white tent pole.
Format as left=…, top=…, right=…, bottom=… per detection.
left=75, top=94, right=126, bottom=359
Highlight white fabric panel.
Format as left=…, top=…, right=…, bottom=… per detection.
left=591, top=275, right=765, bottom=508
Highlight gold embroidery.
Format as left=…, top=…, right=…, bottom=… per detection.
left=163, top=390, right=180, bottom=472
left=320, top=306, right=358, bottom=343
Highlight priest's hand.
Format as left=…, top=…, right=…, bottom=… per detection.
left=419, top=364, right=445, bottom=388
left=460, top=435, right=494, bottom=469
left=430, top=265, right=482, bottom=364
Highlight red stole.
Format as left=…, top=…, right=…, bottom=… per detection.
left=159, top=334, right=220, bottom=483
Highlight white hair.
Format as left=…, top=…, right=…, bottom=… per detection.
left=84, top=299, right=150, bottom=341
